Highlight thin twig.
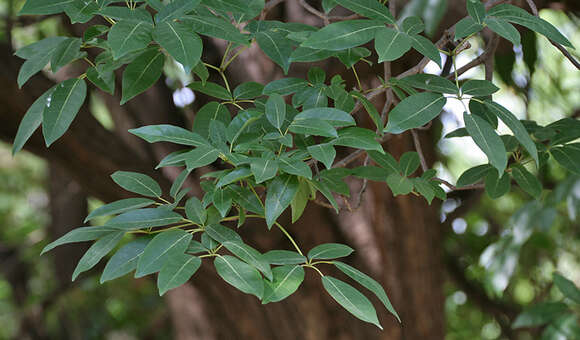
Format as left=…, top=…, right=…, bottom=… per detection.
left=354, top=156, right=370, bottom=209
left=411, top=129, right=428, bottom=172
left=434, top=178, right=485, bottom=191
left=525, top=0, right=580, bottom=70
left=332, top=149, right=366, bottom=168
left=525, top=0, right=539, bottom=15
left=298, top=0, right=329, bottom=25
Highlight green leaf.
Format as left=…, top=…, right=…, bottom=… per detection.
left=153, top=21, right=202, bottom=73
left=308, top=179, right=339, bottom=212
left=408, top=34, right=442, bottom=68
left=307, top=144, right=336, bottom=170
left=308, top=243, right=354, bottom=261
left=204, top=224, right=242, bottom=244
left=484, top=101, right=538, bottom=165
left=215, top=255, right=264, bottom=299
left=200, top=0, right=255, bottom=15
left=551, top=143, right=580, bottom=175
left=85, top=198, right=155, bottom=222
left=290, top=47, right=336, bottom=63
left=368, top=151, right=399, bottom=173
left=16, top=38, right=68, bottom=87
left=386, top=173, right=414, bottom=196
left=385, top=92, right=446, bottom=134
left=279, top=157, right=312, bottom=179
left=333, top=127, right=382, bottom=152
left=192, top=61, right=209, bottom=84
left=262, top=265, right=305, bottom=303
left=413, top=178, right=436, bottom=204
left=461, top=80, right=499, bottom=96
left=99, top=6, right=153, bottom=23
left=227, top=186, right=264, bottom=215
left=466, top=0, right=486, bottom=24
left=251, top=159, right=279, bottom=184
left=351, top=166, right=390, bottom=181
left=12, top=88, right=54, bottom=154
left=217, top=168, right=253, bottom=188
left=511, top=164, right=542, bottom=198
left=17, top=57, right=50, bottom=88
left=302, top=20, right=384, bottom=51
left=294, top=107, right=355, bottom=127
left=457, top=164, right=493, bottom=187
left=263, top=250, right=306, bottom=265
left=121, top=48, right=165, bottom=105
left=42, top=78, right=87, bottom=146
left=256, top=30, right=294, bottom=74
left=108, top=20, right=153, bottom=60
left=86, top=66, right=115, bottom=94
left=402, top=16, right=425, bottom=35
left=155, top=0, right=201, bottom=23
left=263, top=78, right=309, bottom=96
left=129, top=124, right=209, bottom=147
left=157, top=254, right=201, bottom=295
left=15, top=37, right=68, bottom=59
left=188, top=81, right=232, bottom=100
left=454, top=17, right=483, bottom=40
left=399, top=152, right=420, bottom=176
left=512, top=302, right=569, bottom=328
left=101, top=238, right=150, bottom=283
left=291, top=179, right=310, bottom=222
left=265, top=175, right=299, bottom=228
left=350, top=92, right=382, bottom=131
left=136, top=229, right=192, bottom=278
left=104, top=208, right=183, bottom=231
left=19, top=0, right=73, bottom=15
left=184, top=146, right=220, bottom=171
left=41, top=226, right=118, bottom=255
left=184, top=15, right=249, bottom=45
left=322, top=276, right=382, bottom=329
left=400, top=74, right=457, bottom=94
left=319, top=170, right=350, bottom=196
left=211, top=187, right=233, bottom=217
left=192, top=102, right=231, bottom=139
left=234, top=82, right=264, bottom=100
left=72, top=231, right=124, bottom=281
left=111, top=171, right=162, bottom=198
left=185, top=197, right=207, bottom=225
left=265, top=94, right=286, bottom=129
left=222, top=241, right=272, bottom=281
left=464, top=112, right=507, bottom=174
left=50, top=38, right=83, bottom=73
left=335, top=0, right=394, bottom=24
left=553, top=272, right=580, bottom=304
left=485, top=170, right=511, bottom=199
left=336, top=47, right=371, bottom=68
left=187, top=240, right=206, bottom=253
left=289, top=119, right=338, bottom=138
left=488, top=4, right=573, bottom=48
left=484, top=17, right=520, bottom=45
left=334, top=261, right=400, bottom=322
left=375, top=27, right=412, bottom=62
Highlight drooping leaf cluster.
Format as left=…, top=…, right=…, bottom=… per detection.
left=13, top=0, right=578, bottom=329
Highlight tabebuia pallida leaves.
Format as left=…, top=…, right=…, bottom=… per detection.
left=14, top=0, right=577, bottom=330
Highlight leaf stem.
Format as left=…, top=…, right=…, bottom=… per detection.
left=352, top=65, right=362, bottom=91
left=302, top=264, right=324, bottom=277
left=223, top=45, right=249, bottom=70
left=220, top=42, right=233, bottom=70
left=274, top=222, right=304, bottom=256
